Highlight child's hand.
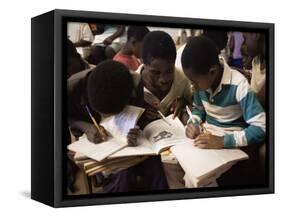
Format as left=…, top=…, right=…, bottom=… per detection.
left=85, top=125, right=108, bottom=144
left=70, top=121, right=108, bottom=144
left=127, top=126, right=141, bottom=146
left=103, top=37, right=113, bottom=45
left=185, top=123, right=200, bottom=139
left=143, top=102, right=160, bottom=121
left=194, top=134, right=224, bottom=149
left=170, top=97, right=181, bottom=119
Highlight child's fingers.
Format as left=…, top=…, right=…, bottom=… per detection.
left=195, top=134, right=208, bottom=141
left=87, top=132, right=102, bottom=144
left=127, top=132, right=138, bottom=139
left=129, top=126, right=141, bottom=132
left=197, top=143, right=208, bottom=149
left=185, top=124, right=198, bottom=138
left=194, top=138, right=208, bottom=146
left=127, top=137, right=138, bottom=146
left=100, top=126, right=108, bottom=136
left=172, top=103, right=181, bottom=119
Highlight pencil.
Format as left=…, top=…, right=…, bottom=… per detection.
left=185, top=105, right=195, bottom=124
left=157, top=110, right=172, bottom=126
left=85, top=105, right=106, bottom=141
left=186, top=105, right=207, bottom=134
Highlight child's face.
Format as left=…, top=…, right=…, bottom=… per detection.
left=241, top=33, right=259, bottom=58
left=183, top=68, right=216, bottom=91
left=143, top=58, right=175, bottom=92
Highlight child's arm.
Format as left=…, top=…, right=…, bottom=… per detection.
left=70, top=120, right=107, bottom=144
left=103, top=25, right=125, bottom=45
left=224, top=79, right=265, bottom=148
left=191, top=91, right=206, bottom=124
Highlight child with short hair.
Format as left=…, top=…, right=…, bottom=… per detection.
left=138, top=31, right=192, bottom=124
left=113, top=26, right=150, bottom=71
left=181, top=36, right=265, bottom=149
left=68, top=60, right=168, bottom=193
left=137, top=31, right=192, bottom=189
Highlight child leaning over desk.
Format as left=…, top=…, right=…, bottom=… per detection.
left=135, top=31, right=192, bottom=189
left=181, top=36, right=265, bottom=149
left=67, top=60, right=168, bottom=193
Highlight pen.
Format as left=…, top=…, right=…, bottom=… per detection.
left=186, top=105, right=207, bottom=133
left=157, top=110, right=172, bottom=126
left=186, top=105, right=195, bottom=124
left=85, top=105, right=106, bottom=141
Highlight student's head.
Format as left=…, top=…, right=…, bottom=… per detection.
left=127, top=26, right=150, bottom=58
left=202, top=30, right=228, bottom=52
left=181, top=36, right=221, bottom=91
left=241, top=32, right=266, bottom=58
left=67, top=39, right=86, bottom=78
left=87, top=60, right=134, bottom=115
left=142, top=31, right=177, bottom=92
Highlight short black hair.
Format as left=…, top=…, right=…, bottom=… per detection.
left=142, top=31, right=176, bottom=65
left=87, top=60, right=134, bottom=114
left=181, top=36, right=220, bottom=75
left=203, top=30, right=228, bottom=52
left=127, top=26, right=150, bottom=41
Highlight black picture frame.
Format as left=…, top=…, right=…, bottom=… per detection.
left=31, top=9, right=274, bottom=207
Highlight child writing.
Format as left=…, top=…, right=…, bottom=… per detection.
left=68, top=60, right=168, bottom=192
left=113, top=26, right=150, bottom=71
left=181, top=36, right=265, bottom=149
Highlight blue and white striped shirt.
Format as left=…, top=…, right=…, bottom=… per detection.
left=192, top=59, right=266, bottom=148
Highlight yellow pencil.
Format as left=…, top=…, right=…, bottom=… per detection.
left=85, top=105, right=106, bottom=141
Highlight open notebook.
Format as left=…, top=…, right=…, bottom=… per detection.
left=109, top=114, right=187, bottom=158
left=170, top=139, right=249, bottom=187
left=68, top=105, right=145, bottom=161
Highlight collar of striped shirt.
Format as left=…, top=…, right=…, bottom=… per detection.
left=206, top=57, right=232, bottom=98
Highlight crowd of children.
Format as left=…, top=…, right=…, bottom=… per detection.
left=67, top=23, right=267, bottom=193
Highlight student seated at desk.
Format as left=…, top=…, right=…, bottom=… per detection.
left=113, top=26, right=150, bottom=71
left=68, top=60, right=168, bottom=193
left=181, top=36, right=265, bottom=149
left=136, top=31, right=192, bottom=189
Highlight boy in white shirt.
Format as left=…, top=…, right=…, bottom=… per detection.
left=67, top=22, right=94, bottom=59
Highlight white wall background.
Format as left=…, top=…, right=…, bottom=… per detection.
left=0, top=0, right=279, bottom=216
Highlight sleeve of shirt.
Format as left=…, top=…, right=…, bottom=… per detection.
left=191, top=91, right=206, bottom=124
left=82, top=23, right=94, bottom=42
left=224, top=79, right=266, bottom=148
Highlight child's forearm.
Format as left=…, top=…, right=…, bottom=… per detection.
left=224, top=125, right=265, bottom=148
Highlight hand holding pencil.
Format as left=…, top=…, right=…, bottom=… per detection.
left=85, top=105, right=108, bottom=143
left=185, top=105, right=202, bottom=139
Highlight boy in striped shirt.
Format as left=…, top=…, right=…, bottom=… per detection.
left=181, top=36, right=265, bottom=149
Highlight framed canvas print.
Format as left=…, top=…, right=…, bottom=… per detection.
left=31, top=9, right=274, bottom=207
